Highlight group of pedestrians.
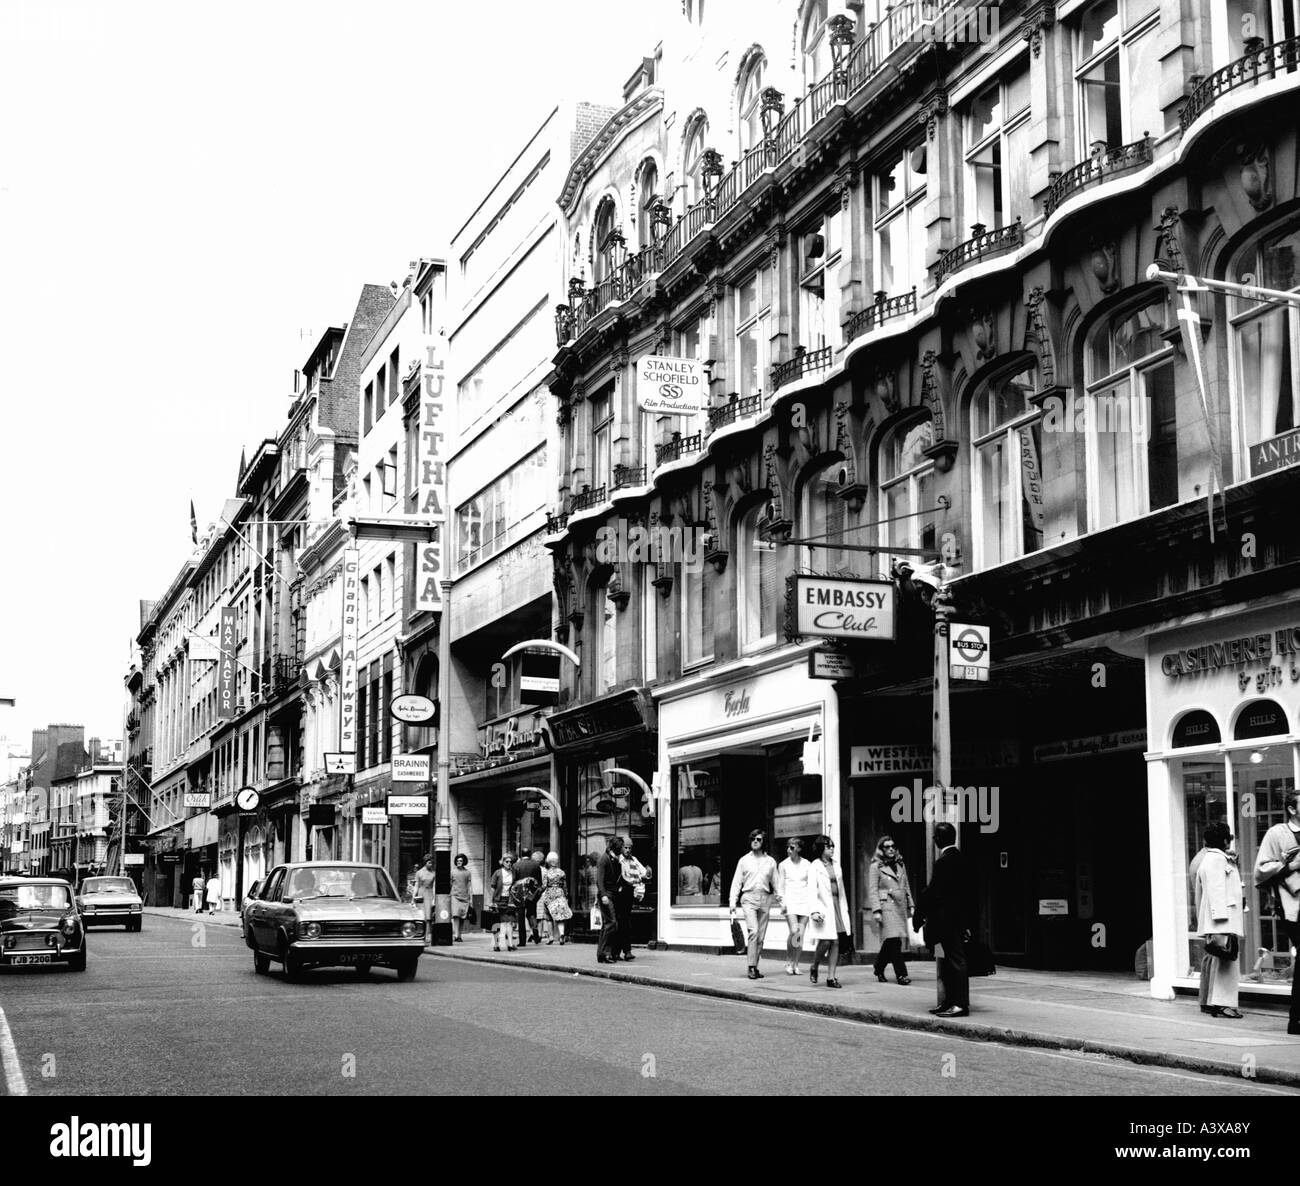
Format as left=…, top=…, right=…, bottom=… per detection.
left=190, top=872, right=222, bottom=916
left=594, top=836, right=651, bottom=963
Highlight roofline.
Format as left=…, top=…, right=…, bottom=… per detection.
left=451, top=104, right=561, bottom=245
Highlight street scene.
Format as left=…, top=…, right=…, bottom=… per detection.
left=3, top=0, right=1300, bottom=1148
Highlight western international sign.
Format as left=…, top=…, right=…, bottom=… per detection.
left=636, top=355, right=704, bottom=416
left=793, top=576, right=896, bottom=641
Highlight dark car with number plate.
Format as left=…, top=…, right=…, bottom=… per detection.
left=243, top=862, right=424, bottom=981
left=0, top=877, right=87, bottom=971
left=75, top=876, right=144, bottom=930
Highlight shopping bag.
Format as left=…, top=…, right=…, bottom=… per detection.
left=589, top=903, right=602, bottom=930
left=730, top=918, right=748, bottom=955
left=906, top=920, right=926, bottom=950
left=801, top=723, right=822, bottom=777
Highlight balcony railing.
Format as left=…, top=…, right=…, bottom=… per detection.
left=772, top=345, right=833, bottom=391
left=612, top=463, right=647, bottom=490
left=707, top=393, right=764, bottom=432
left=846, top=288, right=918, bottom=342
left=934, top=218, right=1024, bottom=286
left=655, top=431, right=703, bottom=466
left=570, top=485, right=607, bottom=513
left=1044, top=136, right=1153, bottom=216
left=545, top=509, right=569, bottom=535
left=272, top=655, right=301, bottom=697
left=1180, top=35, right=1300, bottom=131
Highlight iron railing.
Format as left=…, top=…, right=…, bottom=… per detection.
left=1044, top=135, right=1153, bottom=216
left=845, top=288, right=918, bottom=342
left=545, top=510, right=569, bottom=535
left=655, top=432, right=703, bottom=466
left=1180, top=35, right=1300, bottom=131
left=707, top=394, right=764, bottom=432
left=272, top=655, right=301, bottom=696
left=570, top=485, right=607, bottom=513
left=612, top=463, right=648, bottom=490
left=934, top=218, right=1024, bottom=286
left=771, top=345, right=833, bottom=390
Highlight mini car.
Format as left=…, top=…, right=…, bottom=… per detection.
left=243, top=862, right=425, bottom=981
left=0, top=877, right=87, bottom=971
left=75, top=876, right=144, bottom=931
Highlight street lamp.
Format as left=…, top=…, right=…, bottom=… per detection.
left=701, top=148, right=725, bottom=213
left=829, top=13, right=856, bottom=78
left=554, top=302, right=575, bottom=348
left=648, top=198, right=672, bottom=246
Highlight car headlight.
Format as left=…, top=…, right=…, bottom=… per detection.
left=300, top=921, right=322, bottom=939
left=59, top=917, right=78, bottom=935
left=401, top=921, right=420, bottom=938
left=130, top=904, right=141, bottom=912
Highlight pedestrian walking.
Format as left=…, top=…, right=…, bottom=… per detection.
left=867, top=835, right=915, bottom=985
left=1189, top=841, right=1214, bottom=1012
left=1254, top=788, right=1300, bottom=1036
left=537, top=852, right=573, bottom=944
left=807, top=835, right=846, bottom=988
left=776, top=837, right=815, bottom=976
left=489, top=854, right=517, bottom=951
left=916, top=821, right=973, bottom=1018
left=205, top=874, right=221, bottom=916
left=1196, top=820, right=1245, bottom=1019
left=595, top=837, right=625, bottom=964
left=616, top=838, right=650, bottom=960
left=191, top=873, right=205, bottom=913
left=415, top=855, right=437, bottom=943
left=451, top=853, right=473, bottom=942
left=511, top=850, right=543, bottom=944
left=729, top=828, right=778, bottom=980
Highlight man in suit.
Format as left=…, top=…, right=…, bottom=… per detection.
left=511, top=849, right=543, bottom=944
left=916, top=821, right=972, bottom=1018
left=595, top=837, right=625, bottom=964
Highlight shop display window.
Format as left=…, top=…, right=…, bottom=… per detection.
left=574, top=756, right=656, bottom=922
left=671, top=739, right=822, bottom=906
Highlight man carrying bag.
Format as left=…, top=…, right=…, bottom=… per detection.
left=1254, top=789, right=1300, bottom=1037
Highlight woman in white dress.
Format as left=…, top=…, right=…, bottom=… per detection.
left=807, top=834, right=847, bottom=988
left=777, top=837, right=816, bottom=976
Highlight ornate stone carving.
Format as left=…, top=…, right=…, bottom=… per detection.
left=970, top=309, right=996, bottom=362
left=1154, top=207, right=1186, bottom=272
left=761, top=443, right=794, bottom=538
left=1024, top=286, right=1057, bottom=387
left=920, top=350, right=946, bottom=441
left=918, top=91, right=948, bottom=140
left=1021, top=2, right=1055, bottom=57
left=1238, top=142, right=1273, bottom=212
left=874, top=366, right=900, bottom=416
left=1089, top=239, right=1120, bottom=294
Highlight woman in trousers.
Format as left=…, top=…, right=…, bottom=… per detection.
left=867, top=835, right=915, bottom=985
left=808, top=835, right=847, bottom=989
left=1195, top=820, right=1245, bottom=1019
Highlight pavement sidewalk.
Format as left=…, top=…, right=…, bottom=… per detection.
left=427, top=933, right=1300, bottom=1089
left=144, top=906, right=243, bottom=929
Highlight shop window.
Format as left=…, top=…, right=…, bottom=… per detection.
left=738, top=503, right=780, bottom=653
left=1084, top=292, right=1179, bottom=529
left=971, top=361, right=1045, bottom=568
left=1171, top=709, right=1222, bottom=748
left=873, top=143, right=927, bottom=296
left=1233, top=698, right=1289, bottom=739
left=799, top=207, right=842, bottom=351
left=671, top=739, right=822, bottom=906
left=575, top=756, right=655, bottom=925
left=964, top=68, right=1031, bottom=231
left=801, top=457, right=856, bottom=575
left=878, top=417, right=937, bottom=574
left=1074, top=0, right=1162, bottom=152
left=734, top=266, right=773, bottom=399
left=737, top=53, right=766, bottom=155
left=1231, top=221, right=1300, bottom=477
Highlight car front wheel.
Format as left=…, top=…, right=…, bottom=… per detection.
left=128, top=919, right=142, bottom=933
left=253, top=947, right=270, bottom=975
left=67, top=945, right=87, bottom=972
left=396, top=957, right=418, bottom=982
left=282, top=944, right=303, bottom=982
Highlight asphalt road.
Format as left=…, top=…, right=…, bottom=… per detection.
left=0, top=915, right=1295, bottom=1096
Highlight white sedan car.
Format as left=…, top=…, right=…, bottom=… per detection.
left=75, top=876, right=144, bottom=931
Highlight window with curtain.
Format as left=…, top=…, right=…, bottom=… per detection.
left=801, top=458, right=855, bottom=575
left=799, top=207, right=842, bottom=350
left=972, top=363, right=1045, bottom=568
left=1232, top=221, right=1300, bottom=474
left=681, top=548, right=714, bottom=669
left=735, top=266, right=773, bottom=398
left=738, top=55, right=766, bottom=153
left=636, top=161, right=659, bottom=248
left=1074, top=0, right=1161, bottom=154
left=1085, top=292, right=1178, bottom=528
left=879, top=419, right=937, bottom=575
left=874, top=144, right=927, bottom=295
left=597, top=584, right=618, bottom=693
left=738, top=503, right=780, bottom=652
left=964, top=67, right=1032, bottom=231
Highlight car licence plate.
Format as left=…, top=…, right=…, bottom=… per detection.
left=7, top=953, right=52, bottom=966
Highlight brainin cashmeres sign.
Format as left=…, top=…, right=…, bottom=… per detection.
left=636, top=355, right=704, bottom=416
left=793, top=576, right=896, bottom=641
left=415, top=337, right=447, bottom=612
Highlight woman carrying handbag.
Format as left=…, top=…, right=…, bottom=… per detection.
left=1195, top=820, right=1245, bottom=1019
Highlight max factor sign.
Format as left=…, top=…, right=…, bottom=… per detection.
left=793, top=576, right=896, bottom=642
left=1161, top=626, right=1300, bottom=678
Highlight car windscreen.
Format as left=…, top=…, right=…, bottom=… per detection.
left=82, top=878, right=135, bottom=894
left=283, top=867, right=398, bottom=901
left=0, top=885, right=72, bottom=913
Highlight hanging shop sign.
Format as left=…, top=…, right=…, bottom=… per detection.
left=1033, top=729, right=1148, bottom=762
left=547, top=688, right=653, bottom=752
left=792, top=576, right=895, bottom=642
left=636, top=355, right=704, bottom=416
left=949, top=623, right=990, bottom=682
left=392, top=754, right=432, bottom=782
left=387, top=795, right=430, bottom=816
left=390, top=694, right=437, bottom=725
left=414, top=339, right=447, bottom=613
left=519, top=651, right=561, bottom=706
left=361, top=807, right=388, bottom=826
left=1039, top=899, right=1069, bottom=916
left=324, top=752, right=357, bottom=776
left=809, top=648, right=857, bottom=680
left=340, top=547, right=359, bottom=753
left=217, top=607, right=237, bottom=719
left=1250, top=426, right=1300, bottom=476
left=183, top=792, right=211, bottom=809
left=478, top=712, right=550, bottom=759
left=123, top=853, right=145, bottom=866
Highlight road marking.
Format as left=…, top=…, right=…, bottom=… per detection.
left=0, top=1004, right=28, bottom=1096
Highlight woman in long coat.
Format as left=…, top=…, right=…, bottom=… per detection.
left=1195, top=820, right=1244, bottom=1018
left=867, top=835, right=915, bottom=984
left=807, top=835, right=847, bottom=989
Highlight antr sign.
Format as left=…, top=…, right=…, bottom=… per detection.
left=793, top=576, right=895, bottom=641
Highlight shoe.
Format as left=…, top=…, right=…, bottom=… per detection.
left=897, top=976, right=911, bottom=985
left=622, top=953, right=636, bottom=961
left=753, top=968, right=764, bottom=978
left=546, top=938, right=554, bottom=944
left=810, top=966, right=819, bottom=984
left=875, top=971, right=887, bottom=983
left=1212, top=1007, right=1244, bottom=1019
left=785, top=963, right=795, bottom=976
left=560, top=936, right=568, bottom=945
left=453, top=936, right=463, bottom=943
left=747, top=967, right=760, bottom=980
left=933, top=1005, right=969, bottom=1018
left=1287, top=1022, right=1300, bottom=1035
left=928, top=1006, right=946, bottom=1015
left=826, top=978, right=842, bottom=989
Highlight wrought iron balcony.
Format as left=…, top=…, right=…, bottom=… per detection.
left=1180, top=35, right=1300, bottom=131
left=271, top=655, right=301, bottom=697
left=570, top=485, right=607, bottom=513
left=935, top=218, right=1024, bottom=286
left=1044, top=136, right=1153, bottom=216
left=545, top=509, right=570, bottom=535
left=707, top=394, right=763, bottom=432
left=612, top=463, right=647, bottom=490
left=655, top=431, right=703, bottom=466
left=771, top=345, right=833, bottom=391
left=845, top=289, right=917, bottom=342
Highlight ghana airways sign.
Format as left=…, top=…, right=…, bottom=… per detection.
left=793, top=576, right=896, bottom=642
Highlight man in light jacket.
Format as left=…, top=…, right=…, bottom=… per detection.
left=730, top=829, right=779, bottom=980
left=1254, top=788, right=1300, bottom=1036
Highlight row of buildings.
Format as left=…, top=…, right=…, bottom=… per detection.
left=112, top=0, right=1298, bottom=1002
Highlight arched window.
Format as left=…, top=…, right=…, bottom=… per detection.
left=1084, top=291, right=1177, bottom=529
left=802, top=459, right=855, bottom=575
left=802, top=0, right=831, bottom=87
left=972, top=361, right=1044, bottom=568
left=636, top=161, right=659, bottom=248
left=879, top=418, right=937, bottom=573
left=738, top=503, right=780, bottom=652
left=592, top=198, right=617, bottom=284
left=737, top=54, right=766, bottom=154
left=683, top=117, right=708, bottom=207
left=1231, top=219, right=1300, bottom=477
left=597, top=583, right=619, bottom=693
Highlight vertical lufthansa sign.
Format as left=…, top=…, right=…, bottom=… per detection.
left=415, top=338, right=446, bottom=613
left=340, top=546, right=359, bottom=753
left=217, top=607, right=237, bottom=719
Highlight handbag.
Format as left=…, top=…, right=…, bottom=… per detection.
left=906, top=919, right=926, bottom=950
left=1205, top=933, right=1239, bottom=963
left=589, top=902, right=601, bottom=930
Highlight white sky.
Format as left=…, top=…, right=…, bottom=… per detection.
left=0, top=0, right=668, bottom=754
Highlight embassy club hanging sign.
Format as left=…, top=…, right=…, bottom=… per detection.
left=415, top=339, right=447, bottom=613
left=792, top=576, right=896, bottom=642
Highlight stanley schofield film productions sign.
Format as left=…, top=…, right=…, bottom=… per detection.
left=636, top=355, right=704, bottom=416
left=792, top=576, right=896, bottom=641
